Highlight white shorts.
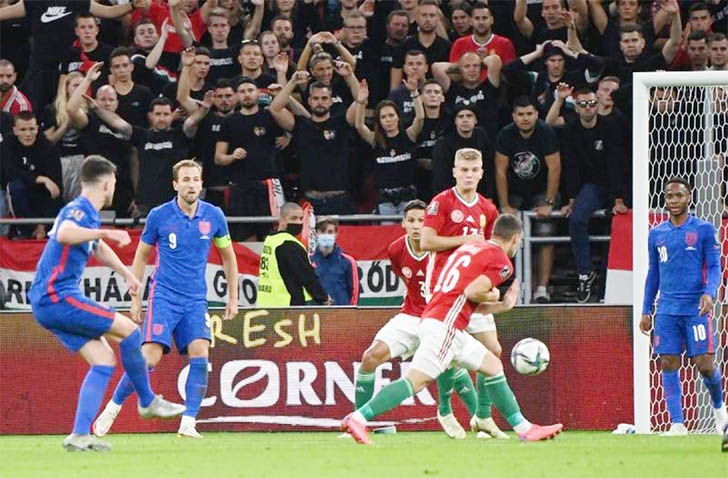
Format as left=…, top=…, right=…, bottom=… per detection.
left=373, top=313, right=421, bottom=360
left=466, top=312, right=496, bottom=334
left=411, top=318, right=487, bottom=379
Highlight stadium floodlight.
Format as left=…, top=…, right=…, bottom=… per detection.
left=633, top=70, right=728, bottom=434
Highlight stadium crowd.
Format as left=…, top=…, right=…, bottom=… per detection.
left=1, top=0, right=727, bottom=302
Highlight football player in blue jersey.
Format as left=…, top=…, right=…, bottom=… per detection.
left=641, top=177, right=727, bottom=436
left=28, top=155, right=186, bottom=452
left=94, top=159, right=239, bottom=439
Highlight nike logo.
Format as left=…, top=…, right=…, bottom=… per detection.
left=41, top=8, right=73, bottom=23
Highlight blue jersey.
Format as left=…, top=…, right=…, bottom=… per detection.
left=142, top=199, right=229, bottom=301
left=29, top=196, right=100, bottom=305
left=643, top=215, right=721, bottom=316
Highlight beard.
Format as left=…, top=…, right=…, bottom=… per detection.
left=311, top=106, right=329, bottom=117
left=241, top=99, right=258, bottom=108
left=0, top=84, right=10, bottom=92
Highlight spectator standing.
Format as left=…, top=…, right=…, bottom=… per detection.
left=311, top=217, right=359, bottom=306
left=215, top=77, right=291, bottom=240
left=495, top=97, right=561, bottom=303
left=109, top=48, right=154, bottom=129
left=270, top=68, right=359, bottom=216
left=355, top=79, right=424, bottom=216
left=557, top=86, right=629, bottom=303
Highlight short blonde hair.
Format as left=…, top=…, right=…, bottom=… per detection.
left=454, top=148, right=482, bottom=163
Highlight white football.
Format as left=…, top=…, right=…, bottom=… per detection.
left=510, top=338, right=550, bottom=376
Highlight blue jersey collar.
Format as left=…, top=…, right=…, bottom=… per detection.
left=171, top=197, right=204, bottom=219
left=77, top=195, right=100, bottom=222
left=668, top=214, right=694, bottom=230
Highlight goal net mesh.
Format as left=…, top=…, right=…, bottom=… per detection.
left=646, top=84, right=728, bottom=433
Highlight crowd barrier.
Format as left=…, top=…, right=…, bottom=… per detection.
left=0, top=306, right=633, bottom=434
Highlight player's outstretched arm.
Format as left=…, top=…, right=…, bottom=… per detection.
left=56, top=221, right=128, bottom=246
left=94, top=239, right=142, bottom=297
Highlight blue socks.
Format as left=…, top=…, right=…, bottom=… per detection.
left=184, top=357, right=209, bottom=418
left=119, top=329, right=155, bottom=407
left=73, top=365, right=114, bottom=435
left=111, top=367, right=154, bottom=406
left=702, top=368, right=725, bottom=409
left=662, top=370, right=684, bottom=424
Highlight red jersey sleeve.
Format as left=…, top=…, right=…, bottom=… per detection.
left=477, top=248, right=513, bottom=289
left=423, top=198, right=447, bottom=232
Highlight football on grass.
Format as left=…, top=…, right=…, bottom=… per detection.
left=510, top=338, right=550, bottom=376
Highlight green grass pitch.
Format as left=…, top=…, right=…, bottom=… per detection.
left=2, top=431, right=726, bottom=478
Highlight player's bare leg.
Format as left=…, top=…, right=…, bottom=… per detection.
left=469, top=329, right=509, bottom=439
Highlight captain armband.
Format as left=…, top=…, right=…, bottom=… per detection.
left=214, top=234, right=232, bottom=249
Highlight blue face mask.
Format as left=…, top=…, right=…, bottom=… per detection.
left=316, top=234, right=336, bottom=250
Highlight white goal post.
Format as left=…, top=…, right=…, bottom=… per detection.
left=633, top=71, right=728, bottom=434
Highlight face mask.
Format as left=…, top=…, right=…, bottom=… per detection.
left=316, top=234, right=336, bottom=250
left=286, top=223, right=303, bottom=236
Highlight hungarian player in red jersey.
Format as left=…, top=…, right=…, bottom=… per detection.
left=342, top=214, right=563, bottom=445
left=353, top=200, right=478, bottom=428
left=421, top=147, right=504, bottom=439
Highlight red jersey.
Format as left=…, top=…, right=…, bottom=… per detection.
left=132, top=2, right=206, bottom=53
left=422, top=241, right=513, bottom=330
left=388, top=235, right=428, bottom=317
left=0, top=86, right=33, bottom=115
left=423, top=187, right=498, bottom=298
left=449, top=34, right=516, bottom=82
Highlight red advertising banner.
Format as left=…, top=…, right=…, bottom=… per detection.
left=1, top=306, right=633, bottom=435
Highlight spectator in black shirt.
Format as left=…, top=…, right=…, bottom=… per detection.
left=109, top=48, right=154, bottom=129
left=390, top=0, right=451, bottom=89
left=162, top=47, right=213, bottom=107
left=271, top=69, right=359, bottom=215
left=60, top=12, right=113, bottom=92
left=215, top=77, right=292, bottom=241
left=432, top=51, right=502, bottom=142
left=2, top=111, right=62, bottom=239
left=0, top=0, right=133, bottom=112
left=355, top=77, right=424, bottom=215
left=559, top=87, right=628, bottom=303
left=515, top=0, right=588, bottom=48
left=178, top=49, right=237, bottom=212
left=132, top=96, right=209, bottom=215
left=130, top=18, right=175, bottom=94
left=414, top=79, right=448, bottom=201
left=495, top=96, right=561, bottom=303
left=364, top=8, right=408, bottom=105
left=388, top=50, right=428, bottom=125
left=235, top=40, right=277, bottom=105
left=503, top=40, right=604, bottom=119
left=205, top=8, right=252, bottom=84
left=67, top=63, right=135, bottom=216
left=261, top=31, right=296, bottom=82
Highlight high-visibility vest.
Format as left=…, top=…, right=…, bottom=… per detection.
left=256, top=232, right=313, bottom=307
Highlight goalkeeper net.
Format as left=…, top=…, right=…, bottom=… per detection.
left=633, top=71, right=728, bottom=434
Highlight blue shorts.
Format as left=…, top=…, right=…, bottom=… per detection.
left=32, top=294, right=116, bottom=352
left=142, top=293, right=209, bottom=354
left=653, top=312, right=715, bottom=357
